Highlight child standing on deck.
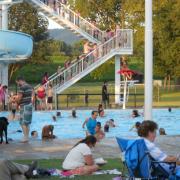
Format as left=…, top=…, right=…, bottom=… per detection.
left=47, top=84, right=53, bottom=110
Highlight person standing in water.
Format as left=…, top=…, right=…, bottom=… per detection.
left=82, top=111, right=98, bottom=136
left=15, top=77, right=33, bottom=143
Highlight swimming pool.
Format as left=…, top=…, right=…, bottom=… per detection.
left=0, top=109, right=180, bottom=140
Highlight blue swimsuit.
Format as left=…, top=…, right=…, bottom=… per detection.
left=86, top=117, right=97, bottom=135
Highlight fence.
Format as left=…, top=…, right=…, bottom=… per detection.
left=4, top=83, right=180, bottom=111
left=54, top=93, right=143, bottom=109
left=54, top=84, right=180, bottom=109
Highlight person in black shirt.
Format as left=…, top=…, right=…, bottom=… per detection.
left=102, top=81, right=108, bottom=108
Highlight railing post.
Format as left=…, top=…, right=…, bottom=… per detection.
left=64, top=72, right=66, bottom=83
left=54, top=91, right=57, bottom=110
left=67, top=95, right=69, bottom=108
left=35, top=93, right=37, bottom=111
left=73, top=14, right=76, bottom=25
left=56, top=94, right=59, bottom=110
left=82, top=59, right=84, bottom=71
left=134, top=93, right=137, bottom=108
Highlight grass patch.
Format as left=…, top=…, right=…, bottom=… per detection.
left=15, top=159, right=124, bottom=180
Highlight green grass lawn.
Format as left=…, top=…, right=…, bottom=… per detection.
left=15, top=159, right=125, bottom=180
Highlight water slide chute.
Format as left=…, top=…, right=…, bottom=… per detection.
left=0, top=30, right=33, bottom=62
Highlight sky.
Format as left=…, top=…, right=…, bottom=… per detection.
left=48, top=18, right=63, bottom=29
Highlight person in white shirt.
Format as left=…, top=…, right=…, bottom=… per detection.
left=62, top=135, right=99, bottom=175
left=137, top=120, right=180, bottom=174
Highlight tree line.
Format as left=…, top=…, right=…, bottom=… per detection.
left=8, top=1, right=180, bottom=88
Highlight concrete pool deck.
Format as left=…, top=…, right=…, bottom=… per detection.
left=0, top=136, right=180, bottom=160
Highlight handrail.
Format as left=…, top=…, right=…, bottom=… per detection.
left=44, top=30, right=132, bottom=89
left=35, top=0, right=105, bottom=42
left=56, top=1, right=104, bottom=35
left=48, top=35, right=116, bottom=83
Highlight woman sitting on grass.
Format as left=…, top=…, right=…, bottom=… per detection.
left=62, top=135, right=99, bottom=175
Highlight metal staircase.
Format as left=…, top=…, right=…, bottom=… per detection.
left=44, top=30, right=133, bottom=94
left=27, top=0, right=104, bottom=43
left=28, top=1, right=133, bottom=94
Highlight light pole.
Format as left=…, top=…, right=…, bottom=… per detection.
left=144, top=0, right=153, bottom=120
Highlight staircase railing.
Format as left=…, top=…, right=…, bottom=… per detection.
left=44, top=29, right=132, bottom=90
left=33, top=0, right=105, bottom=42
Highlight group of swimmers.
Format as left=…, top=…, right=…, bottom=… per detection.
left=1, top=119, right=178, bottom=179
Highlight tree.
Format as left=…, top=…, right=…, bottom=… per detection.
left=154, top=0, right=180, bottom=89
left=9, top=2, right=48, bottom=41
left=113, top=0, right=180, bottom=89
left=68, top=0, right=124, bottom=80
left=69, top=0, right=122, bottom=29
left=8, top=2, right=49, bottom=81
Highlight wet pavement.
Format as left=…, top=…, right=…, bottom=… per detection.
left=0, top=136, right=180, bottom=160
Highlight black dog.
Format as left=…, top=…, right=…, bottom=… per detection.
left=0, top=117, right=9, bottom=144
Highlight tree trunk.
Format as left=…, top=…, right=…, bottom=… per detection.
left=167, top=75, right=171, bottom=92
left=163, top=76, right=167, bottom=89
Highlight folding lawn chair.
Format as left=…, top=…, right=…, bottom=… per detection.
left=116, top=137, right=179, bottom=180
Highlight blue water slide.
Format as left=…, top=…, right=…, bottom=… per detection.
left=0, top=30, right=33, bottom=62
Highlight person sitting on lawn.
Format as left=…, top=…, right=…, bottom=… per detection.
left=0, top=160, right=37, bottom=180
left=95, top=122, right=105, bottom=141
left=62, top=135, right=99, bottom=175
left=138, top=120, right=180, bottom=174
left=42, top=125, right=56, bottom=140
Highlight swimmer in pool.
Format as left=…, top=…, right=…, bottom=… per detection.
left=31, top=131, right=38, bottom=138
left=109, top=119, right=116, bottom=127
left=168, top=107, right=172, bottom=112
left=131, top=110, right=140, bottom=118
left=95, top=122, right=105, bottom=141
left=56, top=111, right=61, bottom=117
left=159, top=128, right=167, bottom=135
left=72, top=108, right=77, bottom=118
left=129, top=121, right=141, bottom=132
left=52, top=116, right=57, bottom=121
left=42, top=125, right=56, bottom=140
left=98, top=104, right=105, bottom=117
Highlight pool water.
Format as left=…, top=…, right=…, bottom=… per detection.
left=0, top=109, right=180, bottom=140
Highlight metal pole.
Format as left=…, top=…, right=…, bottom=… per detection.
left=122, top=77, right=127, bottom=109
left=115, top=55, right=121, bottom=104
left=2, top=4, right=8, bottom=30
left=1, top=5, right=9, bottom=86
left=56, top=94, right=59, bottom=110
left=144, top=0, right=153, bottom=120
